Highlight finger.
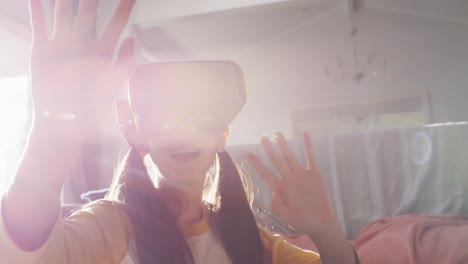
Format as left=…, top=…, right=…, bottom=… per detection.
left=100, top=0, right=135, bottom=51
left=74, top=0, right=99, bottom=38
left=275, top=132, right=303, bottom=170
left=261, top=136, right=291, bottom=179
left=52, top=0, right=74, bottom=37
left=29, top=0, right=48, bottom=41
left=303, top=132, right=318, bottom=170
left=247, top=152, right=280, bottom=189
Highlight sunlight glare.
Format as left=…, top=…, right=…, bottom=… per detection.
left=0, top=76, right=30, bottom=194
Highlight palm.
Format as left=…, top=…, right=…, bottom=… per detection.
left=29, top=0, right=135, bottom=119
left=248, top=132, right=338, bottom=237
left=32, top=42, right=114, bottom=115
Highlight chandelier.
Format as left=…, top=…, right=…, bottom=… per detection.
left=323, top=8, right=388, bottom=86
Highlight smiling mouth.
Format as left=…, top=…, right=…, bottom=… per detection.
left=171, top=149, right=201, bottom=161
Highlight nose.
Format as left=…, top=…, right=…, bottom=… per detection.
left=151, top=119, right=200, bottom=143
left=149, top=125, right=200, bottom=152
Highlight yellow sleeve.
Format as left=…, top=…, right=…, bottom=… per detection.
left=260, top=227, right=321, bottom=264
left=0, top=199, right=131, bottom=264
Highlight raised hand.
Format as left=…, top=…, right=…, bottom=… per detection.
left=3, top=0, right=136, bottom=252
left=29, top=0, right=135, bottom=126
left=247, top=132, right=339, bottom=237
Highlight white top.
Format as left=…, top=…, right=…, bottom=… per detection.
left=122, top=229, right=230, bottom=264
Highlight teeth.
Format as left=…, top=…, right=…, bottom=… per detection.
left=172, top=149, right=200, bottom=161
left=174, top=149, right=198, bottom=155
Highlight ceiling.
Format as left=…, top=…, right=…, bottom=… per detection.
left=134, top=0, right=341, bottom=61
left=0, top=0, right=467, bottom=84
left=362, top=0, right=468, bottom=24
left=131, top=0, right=468, bottom=59
left=1, top=0, right=467, bottom=41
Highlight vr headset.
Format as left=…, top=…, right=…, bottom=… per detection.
left=116, top=60, right=246, bottom=135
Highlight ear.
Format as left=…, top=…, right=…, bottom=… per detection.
left=121, top=124, right=149, bottom=157
left=216, top=127, right=231, bottom=153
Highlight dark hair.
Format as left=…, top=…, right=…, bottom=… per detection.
left=107, top=148, right=267, bottom=264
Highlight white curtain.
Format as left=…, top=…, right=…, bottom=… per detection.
left=0, top=76, right=31, bottom=195
left=227, top=123, right=468, bottom=238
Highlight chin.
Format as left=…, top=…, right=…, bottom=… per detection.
left=155, top=169, right=206, bottom=190
left=151, top=153, right=216, bottom=187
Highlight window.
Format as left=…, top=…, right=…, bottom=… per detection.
left=0, top=76, right=30, bottom=195
left=291, top=92, right=431, bottom=137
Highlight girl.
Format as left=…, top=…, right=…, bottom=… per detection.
left=0, top=0, right=360, bottom=263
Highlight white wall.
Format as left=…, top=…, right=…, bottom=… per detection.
left=132, top=0, right=308, bottom=26
left=227, top=6, right=468, bottom=145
